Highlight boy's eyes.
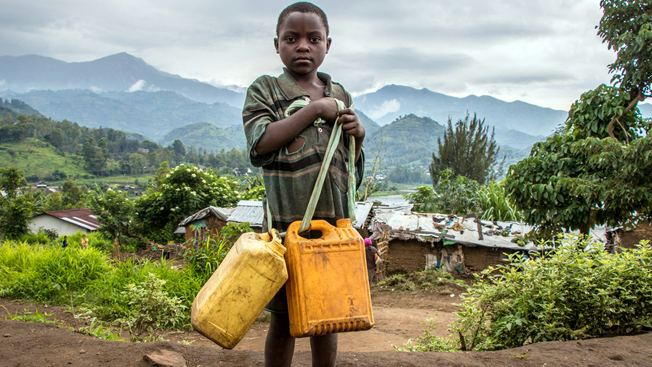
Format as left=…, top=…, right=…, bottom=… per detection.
left=283, top=36, right=322, bottom=43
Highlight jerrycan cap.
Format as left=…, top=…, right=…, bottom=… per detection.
left=263, top=228, right=286, bottom=257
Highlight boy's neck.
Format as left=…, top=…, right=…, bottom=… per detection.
left=287, top=69, right=326, bottom=100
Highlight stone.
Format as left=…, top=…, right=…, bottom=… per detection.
left=144, top=349, right=187, bottom=367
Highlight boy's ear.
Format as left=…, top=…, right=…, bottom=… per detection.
left=274, top=37, right=279, bottom=54
left=326, top=37, right=332, bottom=54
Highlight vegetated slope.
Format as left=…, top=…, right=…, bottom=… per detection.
left=0, top=98, right=42, bottom=117
left=354, top=84, right=566, bottom=136
left=0, top=90, right=242, bottom=140
left=159, top=123, right=246, bottom=151
left=372, top=114, right=446, bottom=166
left=0, top=138, right=86, bottom=180
left=0, top=53, right=245, bottom=106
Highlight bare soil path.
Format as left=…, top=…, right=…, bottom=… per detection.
left=2, top=290, right=652, bottom=366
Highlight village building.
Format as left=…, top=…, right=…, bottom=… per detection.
left=29, top=209, right=101, bottom=236
left=369, top=208, right=608, bottom=276
left=179, top=201, right=375, bottom=241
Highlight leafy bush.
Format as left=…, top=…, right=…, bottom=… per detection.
left=114, top=273, right=187, bottom=341
left=478, top=180, right=523, bottom=222
left=377, top=268, right=465, bottom=293
left=404, top=236, right=652, bottom=352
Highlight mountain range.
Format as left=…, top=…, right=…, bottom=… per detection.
left=3, top=52, right=650, bottom=164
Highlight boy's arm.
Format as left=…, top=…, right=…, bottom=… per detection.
left=255, top=98, right=340, bottom=155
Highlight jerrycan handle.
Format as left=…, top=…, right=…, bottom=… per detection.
left=299, top=100, right=356, bottom=233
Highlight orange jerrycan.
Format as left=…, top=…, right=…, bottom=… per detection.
left=191, top=230, right=287, bottom=349
left=284, top=218, right=374, bottom=337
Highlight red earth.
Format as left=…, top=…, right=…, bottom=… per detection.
left=2, top=288, right=652, bottom=366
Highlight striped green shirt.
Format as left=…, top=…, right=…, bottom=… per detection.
left=243, top=68, right=364, bottom=232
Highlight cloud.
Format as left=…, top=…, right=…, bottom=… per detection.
left=128, top=80, right=146, bottom=92
left=367, top=99, right=401, bottom=120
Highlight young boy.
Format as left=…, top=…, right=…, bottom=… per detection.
left=243, top=2, right=365, bottom=366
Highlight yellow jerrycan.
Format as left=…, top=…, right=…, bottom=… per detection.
left=191, top=230, right=287, bottom=349
left=284, top=218, right=374, bottom=337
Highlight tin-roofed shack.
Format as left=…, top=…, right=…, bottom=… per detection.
left=369, top=209, right=608, bottom=275
left=178, top=206, right=234, bottom=243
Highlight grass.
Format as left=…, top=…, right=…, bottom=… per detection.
left=0, top=138, right=86, bottom=180
left=375, top=268, right=467, bottom=293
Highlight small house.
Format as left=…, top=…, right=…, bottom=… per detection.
left=369, top=209, right=607, bottom=275
left=30, top=209, right=101, bottom=236
left=178, top=206, right=234, bottom=242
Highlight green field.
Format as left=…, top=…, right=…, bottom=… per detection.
left=0, top=138, right=86, bottom=180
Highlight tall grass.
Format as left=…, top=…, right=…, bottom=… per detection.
left=478, top=180, right=523, bottom=222
left=0, top=239, right=207, bottom=328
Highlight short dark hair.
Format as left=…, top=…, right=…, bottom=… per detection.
left=276, top=2, right=329, bottom=36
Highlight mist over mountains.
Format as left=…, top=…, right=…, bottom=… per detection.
left=6, top=52, right=649, bottom=163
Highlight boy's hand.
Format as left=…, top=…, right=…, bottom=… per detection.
left=337, top=108, right=365, bottom=139
left=313, top=97, right=340, bottom=123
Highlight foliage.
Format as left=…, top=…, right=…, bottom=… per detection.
left=598, top=0, right=652, bottom=97
left=388, top=165, right=430, bottom=184
left=507, top=86, right=651, bottom=238
left=183, top=234, right=231, bottom=282
left=114, top=273, right=187, bottom=340
left=430, top=113, right=503, bottom=185
left=403, top=185, right=438, bottom=213
left=88, top=187, right=139, bottom=248
left=376, top=268, right=465, bottom=293
left=135, top=164, right=241, bottom=243
left=477, top=181, right=523, bottom=222
left=0, top=240, right=205, bottom=331
left=407, top=237, right=652, bottom=352
left=2, top=308, right=56, bottom=324
left=395, top=320, right=459, bottom=352
left=0, top=167, right=36, bottom=240
left=507, top=2, right=652, bottom=239
left=405, top=170, right=481, bottom=215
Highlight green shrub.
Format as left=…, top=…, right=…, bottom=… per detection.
left=404, top=236, right=652, bottom=352
left=377, top=268, right=465, bottom=293
left=114, top=273, right=187, bottom=341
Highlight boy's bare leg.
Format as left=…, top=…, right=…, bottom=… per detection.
left=310, top=334, right=338, bottom=367
left=265, top=313, right=295, bottom=367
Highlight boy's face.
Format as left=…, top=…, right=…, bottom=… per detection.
left=275, top=12, right=331, bottom=78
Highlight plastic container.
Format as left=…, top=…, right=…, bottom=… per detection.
left=284, top=218, right=374, bottom=337
left=191, top=230, right=287, bottom=349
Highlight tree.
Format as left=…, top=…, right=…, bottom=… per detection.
left=129, top=153, right=147, bottom=175
left=89, top=187, right=138, bottom=246
left=405, top=169, right=480, bottom=215
left=172, top=139, right=186, bottom=166
left=507, top=1, right=652, bottom=238
left=135, top=165, right=241, bottom=243
left=0, top=167, right=34, bottom=239
left=430, top=113, right=502, bottom=185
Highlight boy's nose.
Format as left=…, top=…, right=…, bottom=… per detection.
left=297, top=40, right=310, bottom=51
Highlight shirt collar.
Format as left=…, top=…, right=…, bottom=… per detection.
left=277, top=67, right=333, bottom=100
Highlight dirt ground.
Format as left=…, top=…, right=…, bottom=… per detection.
left=2, top=289, right=652, bottom=367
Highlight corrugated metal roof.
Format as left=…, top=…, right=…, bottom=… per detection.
left=371, top=210, right=608, bottom=251
left=352, top=201, right=373, bottom=229
left=43, top=209, right=101, bottom=231
left=224, top=201, right=373, bottom=230
left=227, top=200, right=264, bottom=228
left=178, top=206, right=234, bottom=226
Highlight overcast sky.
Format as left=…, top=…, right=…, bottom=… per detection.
left=0, top=0, right=616, bottom=111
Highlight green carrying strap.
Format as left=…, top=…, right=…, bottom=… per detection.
left=282, top=98, right=357, bottom=234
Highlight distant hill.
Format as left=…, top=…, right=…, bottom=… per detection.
left=354, top=85, right=567, bottom=136
left=160, top=123, right=246, bottom=152
left=0, top=53, right=245, bottom=106
left=0, top=98, right=42, bottom=118
left=0, top=89, right=242, bottom=140
left=371, top=114, right=446, bottom=166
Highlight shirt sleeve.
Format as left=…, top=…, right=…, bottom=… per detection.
left=242, top=76, right=278, bottom=167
